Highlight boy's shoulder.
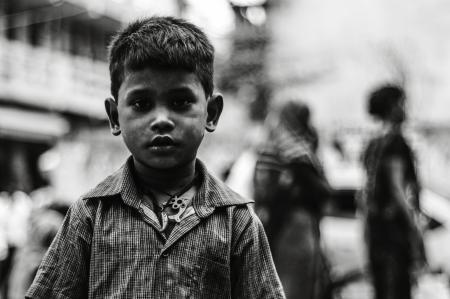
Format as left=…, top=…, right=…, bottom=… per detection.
left=188, top=159, right=255, bottom=217
left=79, top=157, right=138, bottom=206
left=206, top=171, right=253, bottom=206
left=80, top=166, right=124, bottom=201
left=65, top=159, right=130, bottom=217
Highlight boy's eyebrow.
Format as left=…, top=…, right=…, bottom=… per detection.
left=166, top=87, right=197, bottom=96
left=123, top=86, right=199, bottom=101
left=124, top=88, right=155, bottom=100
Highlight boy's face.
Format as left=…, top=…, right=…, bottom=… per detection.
left=105, top=67, right=222, bottom=170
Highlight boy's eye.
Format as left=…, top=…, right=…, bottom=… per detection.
left=132, top=99, right=151, bottom=111
left=171, top=98, right=192, bottom=110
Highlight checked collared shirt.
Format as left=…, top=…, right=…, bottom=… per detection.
left=26, top=158, right=285, bottom=299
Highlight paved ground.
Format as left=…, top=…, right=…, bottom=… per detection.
left=335, top=273, right=450, bottom=299
left=321, top=191, right=450, bottom=299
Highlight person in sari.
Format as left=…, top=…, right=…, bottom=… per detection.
left=253, top=99, right=332, bottom=299
left=361, top=84, right=427, bottom=299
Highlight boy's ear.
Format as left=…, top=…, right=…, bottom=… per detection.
left=105, top=97, right=121, bottom=136
left=205, top=93, right=223, bottom=132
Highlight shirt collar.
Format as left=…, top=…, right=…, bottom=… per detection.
left=81, top=156, right=253, bottom=218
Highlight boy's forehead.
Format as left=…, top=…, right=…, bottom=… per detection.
left=123, top=66, right=199, bottom=82
left=119, top=66, right=205, bottom=97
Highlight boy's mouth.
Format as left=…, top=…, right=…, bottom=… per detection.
left=149, top=136, right=176, bottom=148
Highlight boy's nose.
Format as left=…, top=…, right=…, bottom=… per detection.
left=150, top=110, right=175, bottom=132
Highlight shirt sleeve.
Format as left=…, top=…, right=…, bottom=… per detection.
left=230, top=207, right=285, bottom=299
left=26, top=200, right=93, bottom=299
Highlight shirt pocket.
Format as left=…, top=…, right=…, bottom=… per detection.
left=191, top=256, right=231, bottom=299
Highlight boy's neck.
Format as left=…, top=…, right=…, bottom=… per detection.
left=132, top=157, right=197, bottom=193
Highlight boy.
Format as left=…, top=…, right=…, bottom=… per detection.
left=26, top=16, right=285, bottom=298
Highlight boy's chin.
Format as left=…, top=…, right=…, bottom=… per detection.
left=143, top=157, right=191, bottom=171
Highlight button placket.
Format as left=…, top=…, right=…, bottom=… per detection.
left=139, top=204, right=169, bottom=241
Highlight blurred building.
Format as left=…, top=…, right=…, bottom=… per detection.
left=0, top=0, right=178, bottom=195
left=218, top=0, right=272, bottom=121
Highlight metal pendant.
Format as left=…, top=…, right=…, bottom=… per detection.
left=164, top=196, right=190, bottom=223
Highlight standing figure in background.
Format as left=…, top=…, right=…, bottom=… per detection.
left=361, top=84, right=426, bottom=299
left=253, top=99, right=332, bottom=299
left=7, top=190, right=69, bottom=299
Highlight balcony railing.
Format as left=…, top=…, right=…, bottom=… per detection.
left=68, top=0, right=179, bottom=22
left=0, top=37, right=109, bottom=119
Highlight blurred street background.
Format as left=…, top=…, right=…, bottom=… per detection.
left=1, top=0, right=450, bottom=298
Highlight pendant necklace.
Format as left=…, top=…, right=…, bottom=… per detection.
left=146, top=176, right=197, bottom=231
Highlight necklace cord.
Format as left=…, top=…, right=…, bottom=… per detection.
left=152, top=174, right=198, bottom=198
left=140, top=174, right=198, bottom=206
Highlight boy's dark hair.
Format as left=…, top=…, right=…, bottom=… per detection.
left=108, top=16, right=215, bottom=100
left=367, top=84, right=405, bottom=120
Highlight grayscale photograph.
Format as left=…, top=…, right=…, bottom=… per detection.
left=0, top=0, right=449, bottom=298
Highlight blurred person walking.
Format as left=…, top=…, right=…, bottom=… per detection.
left=253, top=99, right=332, bottom=299
left=0, top=191, right=32, bottom=299
left=7, top=149, right=73, bottom=299
left=7, top=196, right=69, bottom=299
left=361, top=84, right=427, bottom=299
